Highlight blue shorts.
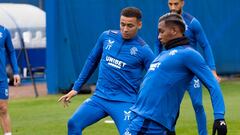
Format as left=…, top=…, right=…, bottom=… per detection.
left=68, top=95, right=134, bottom=134
left=0, top=79, right=9, bottom=100
left=125, top=112, right=170, bottom=135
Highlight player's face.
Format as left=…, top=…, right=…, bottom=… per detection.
left=120, top=16, right=142, bottom=39
left=158, top=21, right=175, bottom=45
left=168, top=0, right=184, bottom=14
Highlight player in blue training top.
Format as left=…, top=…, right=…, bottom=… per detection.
left=58, top=7, right=155, bottom=135
left=125, top=13, right=227, bottom=135
left=154, top=0, right=221, bottom=134
left=0, top=25, right=21, bottom=135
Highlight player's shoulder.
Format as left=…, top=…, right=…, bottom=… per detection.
left=103, top=30, right=120, bottom=36
left=182, top=12, right=199, bottom=24
left=183, top=45, right=195, bottom=51
left=97, top=30, right=120, bottom=41
left=135, top=36, right=147, bottom=46
left=181, top=46, right=202, bottom=58
left=101, top=30, right=121, bottom=39
left=136, top=39, right=153, bottom=56
left=0, top=25, right=6, bottom=31
left=182, top=12, right=200, bottom=26
left=0, top=25, right=10, bottom=35
left=182, top=12, right=194, bottom=21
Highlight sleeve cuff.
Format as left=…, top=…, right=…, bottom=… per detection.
left=214, top=113, right=224, bottom=120
left=209, top=66, right=216, bottom=71
left=72, top=85, right=80, bottom=92
left=13, top=71, right=19, bottom=75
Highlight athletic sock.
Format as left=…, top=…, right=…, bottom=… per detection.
left=4, top=132, right=12, bottom=135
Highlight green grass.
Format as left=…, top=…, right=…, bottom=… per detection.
left=3, top=80, right=240, bottom=135
left=176, top=80, right=240, bottom=134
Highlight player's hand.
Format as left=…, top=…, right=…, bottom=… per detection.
left=58, top=90, right=78, bottom=107
left=212, top=70, right=221, bottom=82
left=212, top=119, right=227, bottom=135
left=13, top=74, right=21, bottom=86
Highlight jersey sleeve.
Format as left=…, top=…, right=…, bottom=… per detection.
left=72, top=31, right=106, bottom=92
left=5, top=29, right=19, bottom=75
left=184, top=49, right=225, bottom=120
left=142, top=45, right=155, bottom=71
left=191, top=18, right=216, bottom=70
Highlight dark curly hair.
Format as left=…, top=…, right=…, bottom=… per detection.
left=121, top=7, right=142, bottom=20
left=159, top=12, right=186, bottom=33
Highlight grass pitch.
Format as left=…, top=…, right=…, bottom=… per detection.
left=3, top=79, right=240, bottom=135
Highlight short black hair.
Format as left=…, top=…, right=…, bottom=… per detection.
left=159, top=12, right=185, bottom=33
left=121, top=7, right=142, bottom=20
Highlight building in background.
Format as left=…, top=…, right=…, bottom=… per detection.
left=0, top=3, right=46, bottom=79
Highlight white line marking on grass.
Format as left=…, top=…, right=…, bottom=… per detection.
left=104, top=120, right=114, bottom=124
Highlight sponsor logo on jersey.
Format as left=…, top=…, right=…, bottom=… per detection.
left=105, top=39, right=115, bottom=50
left=130, top=47, right=138, bottom=56
left=124, top=129, right=131, bottom=135
left=106, top=56, right=126, bottom=69
left=124, top=111, right=131, bottom=120
left=149, top=62, right=161, bottom=71
left=169, top=50, right=178, bottom=56
left=193, top=79, right=200, bottom=88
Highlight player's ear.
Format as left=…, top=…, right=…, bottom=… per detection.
left=171, top=26, right=177, bottom=35
left=182, top=0, right=185, bottom=7
left=137, top=20, right=142, bottom=29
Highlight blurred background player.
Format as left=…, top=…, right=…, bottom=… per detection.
left=154, top=0, right=221, bottom=134
left=0, top=25, right=21, bottom=135
left=126, top=12, right=227, bottom=135
left=58, top=7, right=155, bottom=135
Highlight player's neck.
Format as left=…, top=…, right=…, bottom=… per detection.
left=164, top=36, right=189, bottom=50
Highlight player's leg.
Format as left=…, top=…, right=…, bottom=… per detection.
left=0, top=80, right=12, bottom=135
left=0, top=100, right=11, bottom=134
left=68, top=96, right=108, bottom=135
left=106, top=101, right=134, bottom=134
left=188, top=77, right=207, bottom=135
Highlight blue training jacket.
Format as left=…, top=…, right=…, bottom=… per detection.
left=155, top=12, right=216, bottom=70
left=0, top=25, right=19, bottom=81
left=131, top=44, right=225, bottom=131
left=73, top=30, right=155, bottom=103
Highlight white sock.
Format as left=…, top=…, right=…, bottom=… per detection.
left=4, top=132, right=12, bottom=135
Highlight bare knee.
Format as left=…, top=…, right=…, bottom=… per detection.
left=0, top=104, right=8, bottom=116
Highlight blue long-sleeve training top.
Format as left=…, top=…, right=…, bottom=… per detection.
left=73, top=30, right=155, bottom=103
left=0, top=25, right=19, bottom=81
left=155, top=12, right=216, bottom=70
left=131, top=39, right=225, bottom=131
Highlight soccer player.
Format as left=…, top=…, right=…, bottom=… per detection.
left=125, top=13, right=227, bottom=135
left=0, top=25, right=21, bottom=135
left=58, top=7, right=155, bottom=135
left=154, top=0, right=221, bottom=134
